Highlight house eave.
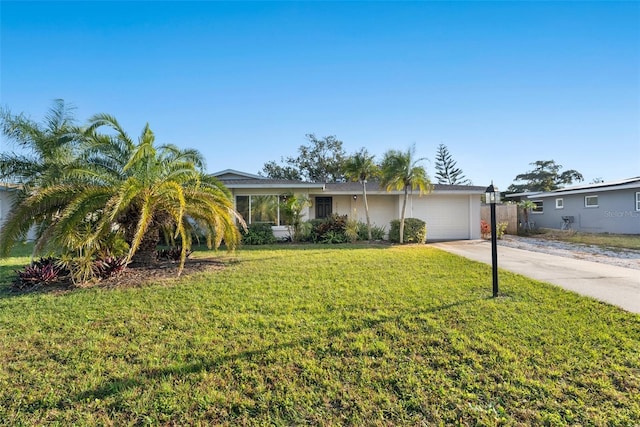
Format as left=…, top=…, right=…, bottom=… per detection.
left=528, top=182, right=640, bottom=198
left=316, top=189, right=485, bottom=196
left=224, top=183, right=326, bottom=190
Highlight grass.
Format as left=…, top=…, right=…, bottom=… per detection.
left=1, top=244, right=639, bottom=426
left=531, top=229, right=640, bottom=251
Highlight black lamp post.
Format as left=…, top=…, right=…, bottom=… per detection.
left=485, top=183, right=499, bottom=297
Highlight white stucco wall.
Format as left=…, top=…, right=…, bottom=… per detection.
left=330, top=195, right=397, bottom=236
left=328, top=192, right=481, bottom=240
left=0, top=189, right=11, bottom=230
left=227, top=185, right=481, bottom=241
left=0, top=188, right=37, bottom=241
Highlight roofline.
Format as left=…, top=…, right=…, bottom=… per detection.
left=504, top=191, right=542, bottom=198
left=528, top=181, right=640, bottom=198
left=315, top=189, right=485, bottom=196
left=555, top=176, right=640, bottom=191
left=211, top=169, right=264, bottom=179
left=0, top=182, right=22, bottom=191
left=223, top=183, right=326, bottom=190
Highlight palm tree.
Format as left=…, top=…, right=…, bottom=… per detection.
left=83, top=114, right=242, bottom=270
left=281, top=193, right=311, bottom=242
left=0, top=100, right=82, bottom=244
left=518, top=200, right=537, bottom=230
left=1, top=114, right=242, bottom=278
left=343, top=148, right=378, bottom=241
left=0, top=99, right=80, bottom=189
left=380, top=144, right=432, bottom=244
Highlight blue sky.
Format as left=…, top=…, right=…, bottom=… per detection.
left=1, top=1, right=638, bottom=190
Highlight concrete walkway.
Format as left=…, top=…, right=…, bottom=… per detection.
left=430, top=240, right=640, bottom=314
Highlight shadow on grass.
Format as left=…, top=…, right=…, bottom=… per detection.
left=72, top=298, right=480, bottom=405
left=226, top=242, right=394, bottom=253
left=1, top=243, right=399, bottom=298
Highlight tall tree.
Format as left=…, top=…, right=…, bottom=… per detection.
left=260, top=161, right=302, bottom=181
left=507, top=160, right=584, bottom=193
left=434, top=144, right=471, bottom=185
left=343, top=148, right=378, bottom=241
left=0, top=100, right=82, bottom=245
left=261, top=134, right=346, bottom=182
left=380, top=144, right=431, bottom=244
left=1, top=113, right=242, bottom=280
left=0, top=99, right=80, bottom=190
left=84, top=114, right=242, bottom=268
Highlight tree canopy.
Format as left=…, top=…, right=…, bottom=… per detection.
left=261, top=134, right=346, bottom=182
left=507, top=160, right=584, bottom=193
left=0, top=99, right=81, bottom=191
left=0, top=104, right=241, bottom=282
left=343, top=148, right=378, bottom=241
left=380, top=145, right=431, bottom=244
left=434, top=144, right=471, bottom=185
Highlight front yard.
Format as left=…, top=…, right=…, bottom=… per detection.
left=1, top=245, right=638, bottom=425
left=529, top=229, right=640, bottom=251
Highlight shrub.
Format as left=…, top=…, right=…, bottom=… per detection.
left=156, top=247, right=193, bottom=262
left=497, top=222, right=508, bottom=239
left=241, top=223, right=277, bottom=245
left=357, top=222, right=386, bottom=241
left=13, top=257, right=69, bottom=290
left=309, top=214, right=348, bottom=244
left=294, top=221, right=313, bottom=242
left=280, top=194, right=311, bottom=242
left=481, top=220, right=491, bottom=239
left=389, top=218, right=427, bottom=244
left=92, top=255, right=128, bottom=279
left=321, top=229, right=348, bottom=244
left=480, top=220, right=508, bottom=240
left=345, top=217, right=359, bottom=243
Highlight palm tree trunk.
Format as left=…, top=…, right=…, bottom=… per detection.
left=362, top=180, right=372, bottom=241
left=400, top=186, right=409, bottom=244
left=130, top=226, right=160, bottom=266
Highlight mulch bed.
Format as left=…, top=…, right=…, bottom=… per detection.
left=95, top=257, right=228, bottom=289
left=5, top=257, right=228, bottom=295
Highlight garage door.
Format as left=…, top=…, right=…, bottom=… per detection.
left=411, top=195, right=470, bottom=240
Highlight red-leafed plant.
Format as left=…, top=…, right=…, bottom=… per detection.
left=13, top=257, right=69, bottom=290
left=480, top=220, right=491, bottom=239
left=92, top=256, right=128, bottom=279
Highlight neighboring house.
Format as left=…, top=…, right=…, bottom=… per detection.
left=507, top=177, right=640, bottom=234
left=213, top=169, right=485, bottom=241
left=0, top=183, right=37, bottom=241
left=0, top=183, right=18, bottom=233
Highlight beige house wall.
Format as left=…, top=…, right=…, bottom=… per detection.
left=309, top=192, right=481, bottom=240
left=329, top=194, right=398, bottom=235
left=225, top=183, right=482, bottom=241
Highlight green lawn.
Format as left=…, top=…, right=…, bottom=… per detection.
left=1, top=245, right=638, bottom=426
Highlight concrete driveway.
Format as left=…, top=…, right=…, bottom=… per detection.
left=430, top=240, right=640, bottom=314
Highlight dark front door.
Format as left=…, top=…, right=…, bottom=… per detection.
left=315, top=197, right=332, bottom=219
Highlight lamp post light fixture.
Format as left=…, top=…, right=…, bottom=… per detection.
left=485, top=182, right=500, bottom=297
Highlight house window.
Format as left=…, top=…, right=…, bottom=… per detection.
left=555, top=198, right=564, bottom=209
left=236, top=195, right=288, bottom=226
left=636, top=192, right=640, bottom=211
left=532, top=200, right=543, bottom=213
left=585, top=195, right=599, bottom=208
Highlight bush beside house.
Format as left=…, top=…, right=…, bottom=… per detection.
left=241, top=223, right=277, bottom=245
left=389, top=218, right=427, bottom=244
